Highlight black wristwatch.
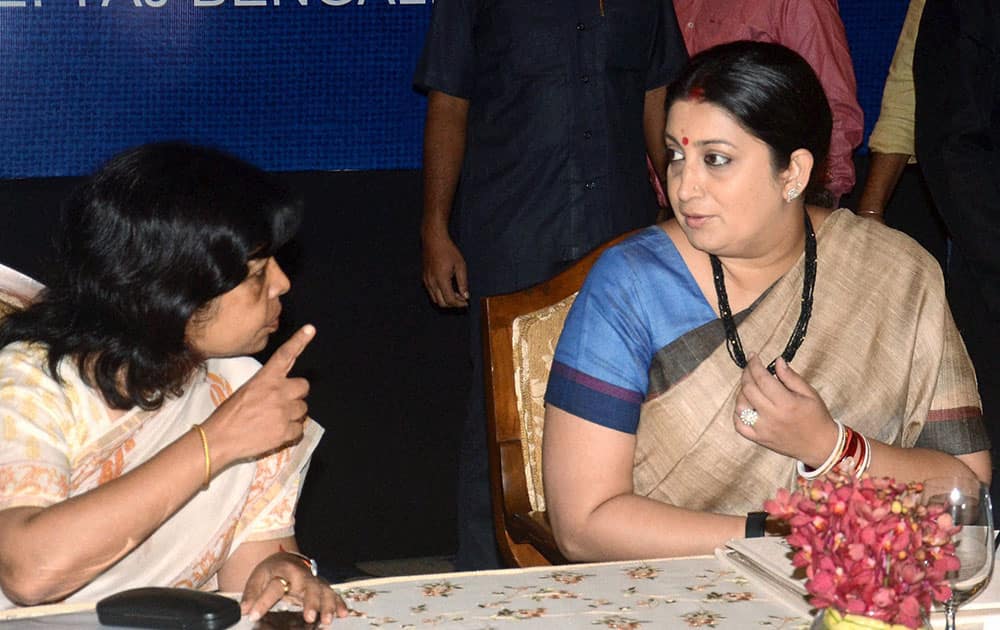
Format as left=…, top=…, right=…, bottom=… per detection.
left=745, top=511, right=769, bottom=538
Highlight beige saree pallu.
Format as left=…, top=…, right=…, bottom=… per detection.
left=632, top=209, right=984, bottom=514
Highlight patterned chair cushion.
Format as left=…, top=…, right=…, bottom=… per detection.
left=510, top=292, right=578, bottom=513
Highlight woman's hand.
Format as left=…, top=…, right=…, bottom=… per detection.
left=733, top=355, right=839, bottom=468
left=202, top=325, right=315, bottom=468
left=734, top=357, right=992, bottom=486
left=241, top=551, right=350, bottom=624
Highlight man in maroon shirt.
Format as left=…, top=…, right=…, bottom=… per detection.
left=673, top=0, right=864, bottom=206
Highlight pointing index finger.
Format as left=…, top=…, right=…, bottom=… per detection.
left=264, top=324, right=316, bottom=376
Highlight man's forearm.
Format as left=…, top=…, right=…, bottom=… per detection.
left=643, top=86, right=668, bottom=189
left=856, top=151, right=910, bottom=217
left=422, top=91, right=470, bottom=238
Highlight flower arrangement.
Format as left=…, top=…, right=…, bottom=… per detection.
left=765, top=475, right=961, bottom=629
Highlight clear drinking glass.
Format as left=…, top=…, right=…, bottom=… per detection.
left=921, top=476, right=995, bottom=630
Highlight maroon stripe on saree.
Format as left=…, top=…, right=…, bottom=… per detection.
left=926, top=406, right=983, bottom=422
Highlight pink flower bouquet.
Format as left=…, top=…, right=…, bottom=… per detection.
left=765, top=475, right=961, bottom=629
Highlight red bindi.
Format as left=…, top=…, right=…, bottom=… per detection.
left=681, top=137, right=689, bottom=146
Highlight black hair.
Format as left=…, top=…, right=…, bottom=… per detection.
left=664, top=41, right=833, bottom=200
left=0, top=142, right=302, bottom=410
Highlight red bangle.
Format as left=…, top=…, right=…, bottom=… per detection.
left=835, top=425, right=870, bottom=478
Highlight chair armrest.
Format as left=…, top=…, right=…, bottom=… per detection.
left=509, top=510, right=567, bottom=565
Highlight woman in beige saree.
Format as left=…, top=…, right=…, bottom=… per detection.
left=542, top=42, right=991, bottom=562
left=0, top=143, right=347, bottom=623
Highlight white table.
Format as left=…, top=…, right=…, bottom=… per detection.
left=331, top=555, right=810, bottom=628
left=3, top=553, right=998, bottom=628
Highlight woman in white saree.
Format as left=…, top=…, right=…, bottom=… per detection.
left=0, top=143, right=347, bottom=623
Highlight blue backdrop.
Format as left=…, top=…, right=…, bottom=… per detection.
left=1, top=0, right=432, bottom=177
left=1, top=0, right=906, bottom=178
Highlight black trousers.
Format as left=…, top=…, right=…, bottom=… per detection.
left=453, top=296, right=500, bottom=570
left=945, top=244, right=1000, bottom=521
left=453, top=256, right=575, bottom=571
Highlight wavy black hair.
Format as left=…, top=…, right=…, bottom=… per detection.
left=665, top=41, right=833, bottom=201
left=0, top=142, right=302, bottom=410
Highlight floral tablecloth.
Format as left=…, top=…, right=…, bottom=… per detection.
left=5, top=553, right=1000, bottom=629
left=329, top=556, right=812, bottom=629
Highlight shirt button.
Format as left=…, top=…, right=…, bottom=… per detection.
left=580, top=75, right=590, bottom=83
left=577, top=22, right=585, bottom=31
left=687, top=21, right=694, bottom=29
left=583, top=130, right=592, bottom=139
left=584, top=181, right=596, bottom=190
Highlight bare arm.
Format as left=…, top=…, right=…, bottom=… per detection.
left=869, top=446, right=990, bottom=485
left=855, top=152, right=910, bottom=222
left=543, top=405, right=745, bottom=561
left=859, top=0, right=922, bottom=222
left=0, top=431, right=220, bottom=605
left=421, top=90, right=471, bottom=308
left=0, top=327, right=316, bottom=605
left=643, top=85, right=668, bottom=208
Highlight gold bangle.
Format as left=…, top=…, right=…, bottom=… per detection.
left=856, top=209, right=884, bottom=216
left=192, top=424, right=211, bottom=490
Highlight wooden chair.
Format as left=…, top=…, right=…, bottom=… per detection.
left=481, top=231, right=634, bottom=567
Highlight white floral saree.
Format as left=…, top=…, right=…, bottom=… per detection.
left=0, top=266, right=323, bottom=609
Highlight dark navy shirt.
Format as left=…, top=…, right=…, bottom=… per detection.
left=414, top=0, right=688, bottom=295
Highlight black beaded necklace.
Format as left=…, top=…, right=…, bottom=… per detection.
left=710, top=211, right=817, bottom=375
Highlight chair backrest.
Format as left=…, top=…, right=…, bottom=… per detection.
left=508, top=291, right=576, bottom=513
left=481, top=230, right=635, bottom=565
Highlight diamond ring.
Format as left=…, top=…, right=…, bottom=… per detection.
left=738, top=408, right=759, bottom=427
